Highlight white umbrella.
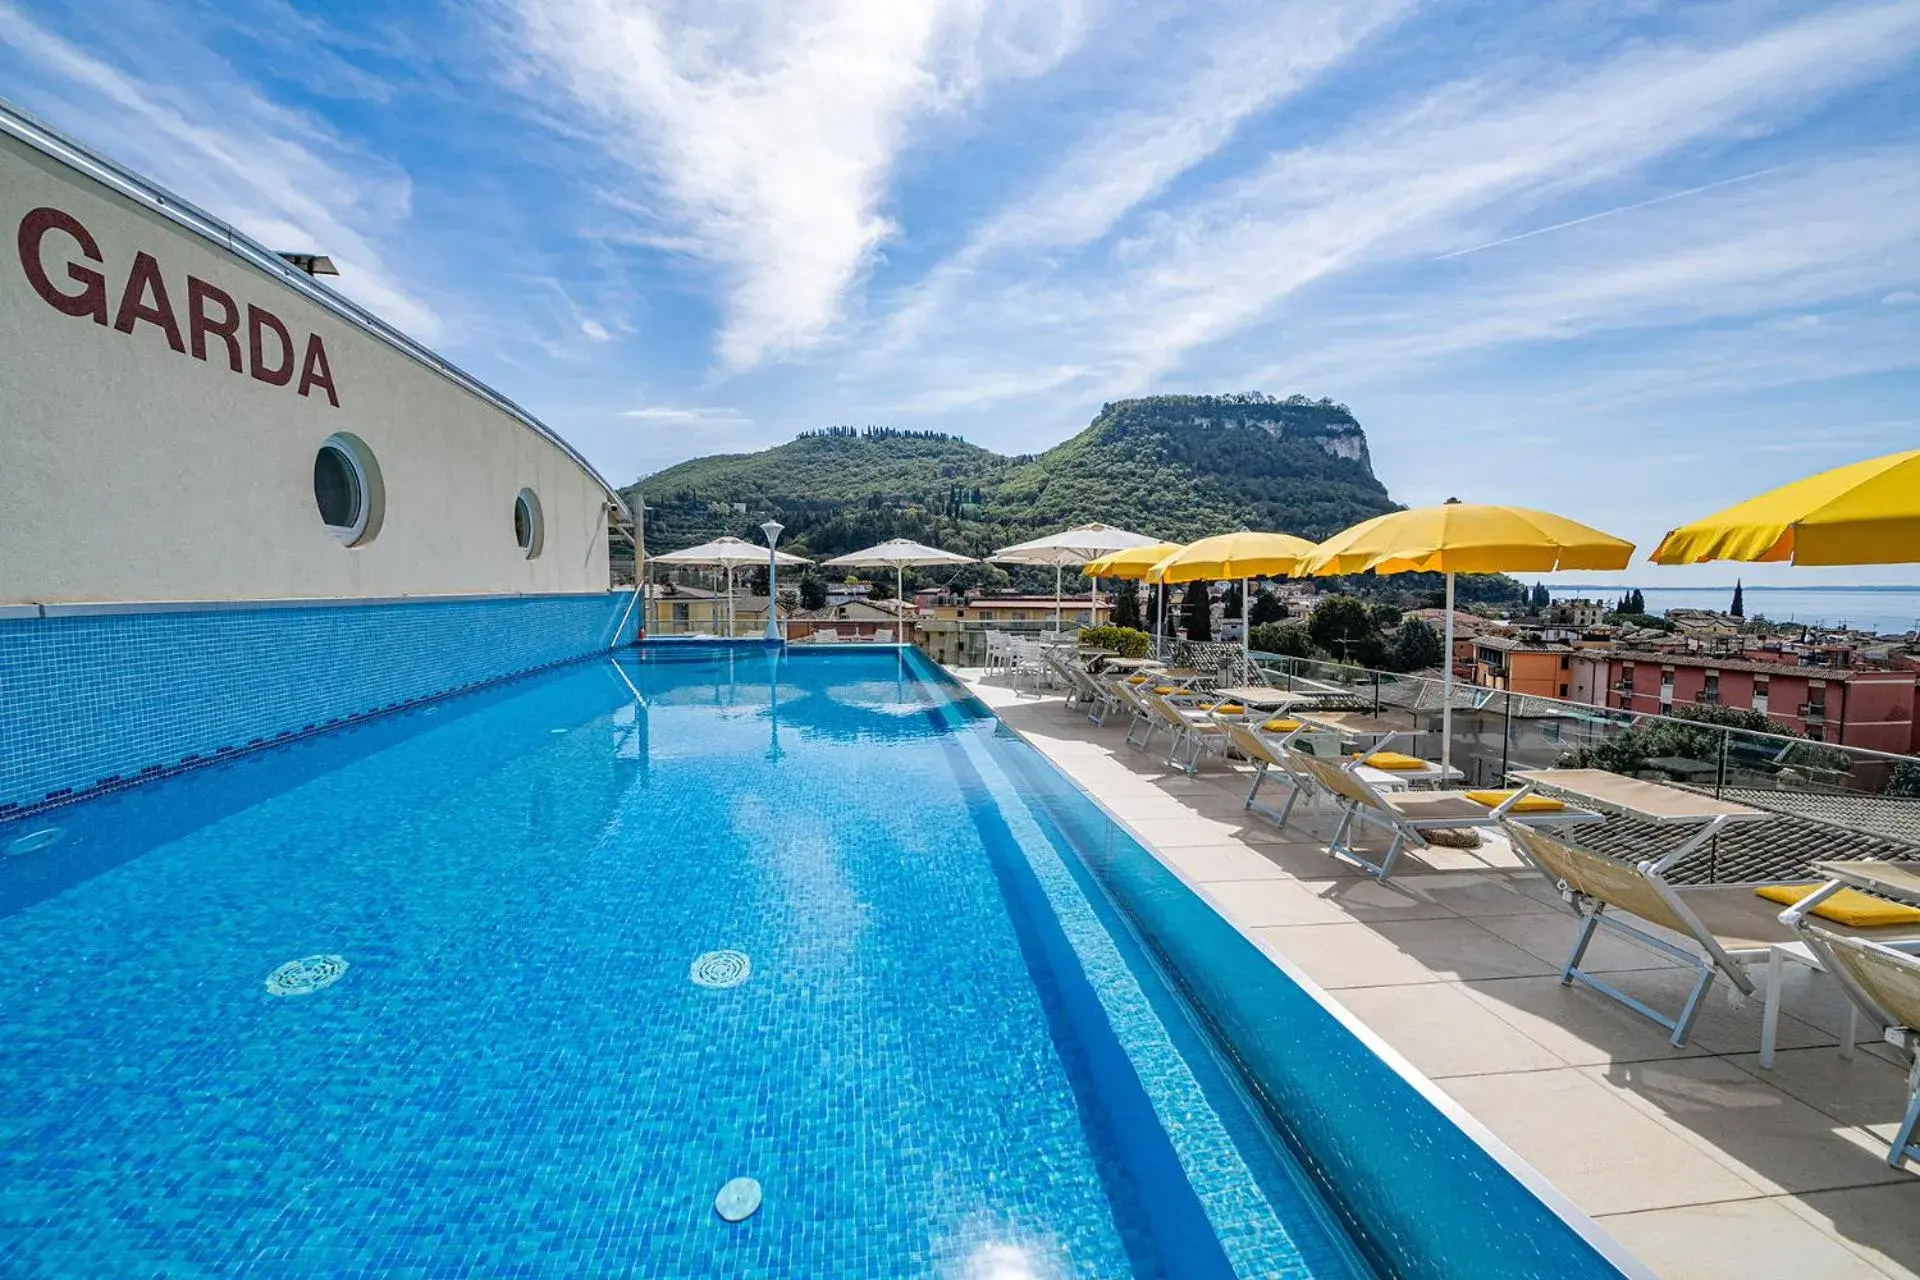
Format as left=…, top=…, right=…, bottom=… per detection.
left=821, top=539, right=976, bottom=623
left=653, top=536, right=811, bottom=637
left=992, top=523, right=1160, bottom=630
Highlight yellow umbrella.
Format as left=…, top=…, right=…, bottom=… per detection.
left=1152, top=532, right=1319, bottom=659
left=1084, top=542, right=1184, bottom=579
left=1298, top=500, right=1634, bottom=774
left=1651, top=449, right=1920, bottom=566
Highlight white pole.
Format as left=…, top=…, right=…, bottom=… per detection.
left=1241, top=576, right=1250, bottom=661
left=897, top=563, right=905, bottom=640
left=1442, top=572, right=1456, bottom=778
left=727, top=566, right=735, bottom=638
left=1091, top=574, right=1099, bottom=630
left=1053, top=564, right=1062, bottom=632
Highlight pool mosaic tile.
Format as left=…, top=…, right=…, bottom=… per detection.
left=0, top=591, right=635, bottom=812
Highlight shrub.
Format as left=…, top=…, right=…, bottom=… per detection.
left=1249, top=621, right=1322, bottom=659
left=1078, top=625, right=1151, bottom=658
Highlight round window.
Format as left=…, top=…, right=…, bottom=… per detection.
left=313, top=433, right=382, bottom=546
left=514, top=487, right=544, bottom=559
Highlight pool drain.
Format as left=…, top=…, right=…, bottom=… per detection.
left=4, top=827, right=65, bottom=857
left=266, top=954, right=349, bottom=996
left=714, top=1176, right=762, bottom=1222
left=690, top=950, right=751, bottom=989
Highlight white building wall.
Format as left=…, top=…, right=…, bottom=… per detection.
left=0, top=129, right=616, bottom=605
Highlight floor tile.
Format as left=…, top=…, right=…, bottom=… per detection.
left=1470, top=909, right=1683, bottom=974
left=1598, top=1196, right=1897, bottom=1280
left=1460, top=975, right=1713, bottom=1067
left=1385, top=871, right=1562, bottom=918
left=1250, top=922, right=1446, bottom=988
left=1585, top=1057, right=1911, bottom=1195
left=1150, top=841, right=1298, bottom=882
left=1725, top=1047, right=1918, bottom=1136
left=1331, top=982, right=1565, bottom=1077
left=1788, top=1182, right=1920, bottom=1279
left=1439, top=1069, right=1766, bottom=1215
left=1288, top=877, right=1458, bottom=923
left=1364, top=917, right=1562, bottom=982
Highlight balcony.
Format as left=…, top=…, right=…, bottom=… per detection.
left=1800, top=703, right=1827, bottom=722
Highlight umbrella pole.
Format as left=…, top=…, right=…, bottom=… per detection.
left=1441, top=572, right=1455, bottom=778
left=1053, top=565, right=1062, bottom=632
left=897, top=564, right=904, bottom=641
left=1242, top=577, right=1250, bottom=675
left=728, top=567, right=735, bottom=638
left=1091, top=574, right=1098, bottom=631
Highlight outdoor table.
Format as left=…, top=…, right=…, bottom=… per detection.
left=1508, top=768, right=1771, bottom=875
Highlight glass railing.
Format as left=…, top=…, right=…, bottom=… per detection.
left=1234, top=650, right=1920, bottom=874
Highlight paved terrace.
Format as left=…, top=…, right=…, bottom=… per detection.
left=956, top=668, right=1920, bottom=1280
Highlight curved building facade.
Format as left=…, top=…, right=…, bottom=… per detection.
left=0, top=100, right=638, bottom=814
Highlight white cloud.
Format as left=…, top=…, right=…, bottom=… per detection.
left=1885, top=290, right=1918, bottom=305
left=620, top=405, right=750, bottom=425
left=502, top=0, right=1088, bottom=371
left=865, top=0, right=1920, bottom=408
left=0, top=2, right=442, bottom=340
left=871, top=0, right=1409, bottom=362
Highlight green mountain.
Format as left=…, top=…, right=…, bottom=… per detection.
left=627, top=394, right=1396, bottom=572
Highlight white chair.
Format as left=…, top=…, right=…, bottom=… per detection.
left=873, top=628, right=894, bottom=644
left=813, top=628, right=841, bottom=644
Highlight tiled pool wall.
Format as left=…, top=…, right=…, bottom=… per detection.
left=0, top=591, right=637, bottom=816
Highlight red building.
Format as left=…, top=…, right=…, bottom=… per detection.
left=1570, top=651, right=1919, bottom=753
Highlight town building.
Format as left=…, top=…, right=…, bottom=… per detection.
left=1472, top=635, right=1575, bottom=699
left=930, top=595, right=1111, bottom=627
left=1569, top=651, right=1919, bottom=753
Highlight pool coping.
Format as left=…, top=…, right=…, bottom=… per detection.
left=943, top=666, right=1656, bottom=1280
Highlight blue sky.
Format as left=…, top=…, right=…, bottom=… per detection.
left=4, top=0, right=1918, bottom=584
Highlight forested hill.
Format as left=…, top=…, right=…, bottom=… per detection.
left=627, top=394, right=1395, bottom=567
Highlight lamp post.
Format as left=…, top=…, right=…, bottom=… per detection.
left=761, top=520, right=785, bottom=642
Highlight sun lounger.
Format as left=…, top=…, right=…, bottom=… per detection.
left=1143, top=690, right=1232, bottom=773
left=1045, top=651, right=1121, bottom=724
left=1506, top=822, right=1920, bottom=1050
left=812, top=628, right=840, bottom=644
left=1222, top=718, right=1316, bottom=826
left=873, top=628, right=894, bottom=643
left=1779, top=884, right=1920, bottom=1168
left=1289, top=751, right=1599, bottom=881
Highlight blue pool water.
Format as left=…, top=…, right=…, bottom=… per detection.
left=0, top=644, right=1637, bottom=1279
left=0, top=646, right=1366, bottom=1278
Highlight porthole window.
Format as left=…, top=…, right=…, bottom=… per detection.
left=313, top=433, right=382, bottom=546
left=514, top=487, right=544, bottom=560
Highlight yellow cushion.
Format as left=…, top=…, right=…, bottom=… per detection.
left=1213, top=703, right=1245, bottom=715
left=1194, top=702, right=1217, bottom=711
left=1263, top=718, right=1302, bottom=733
left=1127, top=675, right=1149, bottom=684
left=1464, top=789, right=1567, bottom=813
left=1754, top=884, right=1920, bottom=927
left=1153, top=686, right=1177, bottom=695
left=1352, top=751, right=1427, bottom=771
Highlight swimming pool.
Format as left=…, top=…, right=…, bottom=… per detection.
left=0, top=644, right=1637, bottom=1277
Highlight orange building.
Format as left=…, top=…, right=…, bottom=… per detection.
left=1473, top=636, right=1574, bottom=700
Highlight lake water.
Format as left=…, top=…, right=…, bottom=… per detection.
left=1548, top=586, right=1920, bottom=635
